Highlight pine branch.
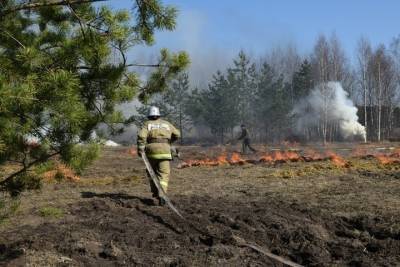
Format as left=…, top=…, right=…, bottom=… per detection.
left=1, top=0, right=108, bottom=15
left=65, top=0, right=87, bottom=39
left=0, top=29, right=26, bottom=48
left=126, top=63, right=161, bottom=67
left=4, top=95, right=39, bottom=101
left=0, top=151, right=60, bottom=189
left=77, top=62, right=161, bottom=69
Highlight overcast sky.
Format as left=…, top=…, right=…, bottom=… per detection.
left=106, top=0, right=400, bottom=86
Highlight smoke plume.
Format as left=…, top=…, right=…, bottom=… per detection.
left=292, top=82, right=366, bottom=141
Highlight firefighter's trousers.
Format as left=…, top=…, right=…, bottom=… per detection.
left=147, top=158, right=170, bottom=197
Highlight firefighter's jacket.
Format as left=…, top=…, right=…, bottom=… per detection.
left=238, top=128, right=250, bottom=141
left=137, top=118, right=180, bottom=160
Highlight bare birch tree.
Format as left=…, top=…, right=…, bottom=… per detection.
left=312, top=34, right=330, bottom=144
left=369, top=45, right=396, bottom=141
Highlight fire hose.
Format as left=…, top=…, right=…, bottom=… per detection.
left=140, top=153, right=303, bottom=267
left=141, top=153, right=184, bottom=219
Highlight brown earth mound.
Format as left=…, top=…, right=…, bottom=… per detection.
left=1, top=193, right=399, bottom=266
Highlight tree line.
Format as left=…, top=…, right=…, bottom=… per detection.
left=145, top=33, right=400, bottom=144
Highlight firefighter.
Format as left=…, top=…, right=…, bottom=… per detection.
left=137, top=106, right=180, bottom=206
left=238, top=124, right=257, bottom=154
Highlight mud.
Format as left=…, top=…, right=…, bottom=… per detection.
left=1, top=195, right=399, bottom=266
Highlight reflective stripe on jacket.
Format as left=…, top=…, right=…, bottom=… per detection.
left=137, top=119, right=180, bottom=160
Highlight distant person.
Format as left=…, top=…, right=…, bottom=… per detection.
left=137, top=106, right=180, bottom=206
left=238, top=124, right=257, bottom=154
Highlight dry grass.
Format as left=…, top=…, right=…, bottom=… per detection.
left=2, top=146, right=400, bottom=231
left=78, top=175, right=141, bottom=186
left=42, top=162, right=80, bottom=182
left=39, top=206, right=64, bottom=219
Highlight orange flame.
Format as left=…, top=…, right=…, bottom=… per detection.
left=177, top=146, right=400, bottom=169
left=43, top=163, right=80, bottom=181
left=178, top=153, right=230, bottom=168
left=276, top=151, right=302, bottom=162
left=259, top=151, right=302, bottom=163
left=217, top=154, right=228, bottom=164
left=375, top=152, right=400, bottom=165
left=351, top=147, right=368, bottom=157
left=259, top=154, right=273, bottom=162
left=325, top=151, right=348, bottom=167
left=126, top=147, right=137, bottom=157
left=229, top=152, right=245, bottom=164
left=303, top=149, right=324, bottom=161
left=179, top=150, right=305, bottom=168
left=376, top=155, right=392, bottom=164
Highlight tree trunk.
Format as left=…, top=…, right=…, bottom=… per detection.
left=363, top=66, right=368, bottom=142
left=377, top=63, right=382, bottom=142
left=368, top=88, right=375, bottom=141
left=179, top=108, right=183, bottom=145
left=322, top=85, right=328, bottom=145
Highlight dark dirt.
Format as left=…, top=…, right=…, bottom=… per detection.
left=2, top=195, right=400, bottom=266
left=1, top=146, right=400, bottom=266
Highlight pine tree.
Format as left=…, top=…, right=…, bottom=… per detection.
left=267, top=76, right=292, bottom=142
left=166, top=72, right=192, bottom=144
left=227, top=51, right=257, bottom=127
left=254, top=62, right=275, bottom=140
left=189, top=71, right=239, bottom=143
left=292, top=59, right=313, bottom=99
left=0, top=0, right=189, bottom=195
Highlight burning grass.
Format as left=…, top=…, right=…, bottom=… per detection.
left=126, top=147, right=137, bottom=157
left=42, top=162, right=80, bottom=182
left=177, top=146, right=400, bottom=170
left=350, top=147, right=400, bottom=166
left=374, top=150, right=400, bottom=165
left=177, top=150, right=350, bottom=169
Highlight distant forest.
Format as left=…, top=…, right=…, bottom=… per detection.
left=140, top=33, right=400, bottom=144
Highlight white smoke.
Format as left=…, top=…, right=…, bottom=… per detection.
left=292, top=82, right=366, bottom=141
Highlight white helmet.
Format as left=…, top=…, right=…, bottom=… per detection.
left=148, top=106, right=161, bottom=117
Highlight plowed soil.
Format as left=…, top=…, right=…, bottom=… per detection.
left=1, top=145, right=400, bottom=266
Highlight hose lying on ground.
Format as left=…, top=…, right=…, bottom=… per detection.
left=141, top=153, right=304, bottom=267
